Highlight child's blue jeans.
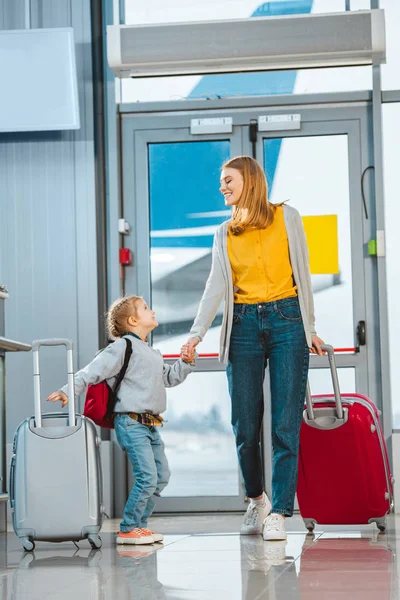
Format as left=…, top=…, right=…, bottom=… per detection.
left=114, top=413, right=170, bottom=532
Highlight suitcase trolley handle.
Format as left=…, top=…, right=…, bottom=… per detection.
left=32, top=338, right=75, bottom=428
left=304, top=344, right=349, bottom=430
left=9, top=455, right=15, bottom=509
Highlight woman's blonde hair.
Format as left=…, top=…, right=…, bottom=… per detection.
left=106, top=296, right=142, bottom=339
left=223, top=156, right=277, bottom=235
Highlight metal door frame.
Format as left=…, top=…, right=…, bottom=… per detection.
left=119, top=98, right=382, bottom=513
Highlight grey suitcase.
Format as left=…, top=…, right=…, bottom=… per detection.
left=9, top=338, right=104, bottom=552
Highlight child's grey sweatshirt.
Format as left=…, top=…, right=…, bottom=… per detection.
left=60, top=334, right=195, bottom=414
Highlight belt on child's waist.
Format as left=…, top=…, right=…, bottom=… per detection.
left=124, top=412, right=164, bottom=427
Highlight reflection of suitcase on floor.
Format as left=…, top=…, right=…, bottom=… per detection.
left=297, top=345, right=393, bottom=533
left=299, top=537, right=396, bottom=600
left=9, top=339, right=104, bottom=552
left=11, top=548, right=105, bottom=600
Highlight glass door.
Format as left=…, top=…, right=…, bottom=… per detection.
left=259, top=127, right=366, bottom=395
left=122, top=123, right=247, bottom=511
left=243, top=113, right=375, bottom=498
left=250, top=114, right=374, bottom=400
left=120, top=102, right=377, bottom=512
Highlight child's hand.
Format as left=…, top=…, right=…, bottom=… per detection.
left=180, top=348, right=195, bottom=364
left=181, top=338, right=199, bottom=363
left=46, top=391, right=68, bottom=408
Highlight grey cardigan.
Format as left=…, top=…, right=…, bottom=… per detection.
left=189, top=205, right=317, bottom=364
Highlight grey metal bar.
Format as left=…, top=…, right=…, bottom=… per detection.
left=24, top=0, right=31, bottom=29
left=119, top=90, right=400, bottom=117
left=32, top=339, right=75, bottom=428
left=382, top=90, right=400, bottom=103
left=305, top=381, right=315, bottom=420
left=0, top=355, right=5, bottom=494
left=0, top=289, right=7, bottom=495
left=104, top=0, right=123, bottom=306
left=0, top=337, right=31, bottom=353
left=119, top=91, right=374, bottom=114
left=372, top=63, right=393, bottom=449
left=345, top=0, right=351, bottom=10
left=305, top=345, right=344, bottom=420
left=90, top=0, right=109, bottom=351
left=120, top=90, right=400, bottom=114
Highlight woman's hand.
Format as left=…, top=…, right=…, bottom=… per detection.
left=181, top=337, right=200, bottom=363
left=46, top=391, right=68, bottom=408
left=310, top=335, right=326, bottom=356
left=180, top=352, right=196, bottom=365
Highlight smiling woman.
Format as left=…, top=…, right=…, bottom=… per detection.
left=184, top=156, right=324, bottom=541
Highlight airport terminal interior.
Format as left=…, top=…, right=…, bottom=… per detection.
left=1, top=0, right=400, bottom=598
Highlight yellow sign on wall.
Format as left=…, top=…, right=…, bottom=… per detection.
left=302, top=215, right=339, bottom=275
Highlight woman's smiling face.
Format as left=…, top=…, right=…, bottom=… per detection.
left=219, top=167, right=244, bottom=207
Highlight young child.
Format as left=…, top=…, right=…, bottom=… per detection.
left=47, top=295, right=196, bottom=545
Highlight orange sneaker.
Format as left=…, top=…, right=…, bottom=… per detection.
left=141, top=528, right=163, bottom=543
left=116, top=528, right=155, bottom=545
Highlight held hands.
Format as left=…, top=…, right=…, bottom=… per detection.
left=310, top=335, right=326, bottom=356
left=180, top=335, right=325, bottom=359
left=180, top=337, right=199, bottom=364
left=46, top=391, right=68, bottom=408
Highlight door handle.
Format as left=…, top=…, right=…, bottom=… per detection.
left=356, top=320, right=366, bottom=347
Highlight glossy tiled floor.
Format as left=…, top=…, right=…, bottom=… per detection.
left=0, top=514, right=399, bottom=599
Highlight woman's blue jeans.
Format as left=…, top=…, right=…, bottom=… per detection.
left=227, top=296, right=309, bottom=517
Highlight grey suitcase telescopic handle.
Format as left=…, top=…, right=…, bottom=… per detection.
left=32, top=338, right=75, bottom=428
left=305, top=344, right=343, bottom=421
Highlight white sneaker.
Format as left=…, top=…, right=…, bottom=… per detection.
left=262, top=513, right=287, bottom=541
left=240, top=493, right=272, bottom=535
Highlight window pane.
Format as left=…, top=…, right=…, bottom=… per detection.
left=160, top=371, right=239, bottom=497
left=264, top=135, right=355, bottom=350
left=309, top=367, right=356, bottom=396
left=148, top=141, right=230, bottom=351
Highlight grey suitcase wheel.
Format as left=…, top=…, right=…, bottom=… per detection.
left=21, top=538, right=35, bottom=552
left=88, top=535, right=102, bottom=549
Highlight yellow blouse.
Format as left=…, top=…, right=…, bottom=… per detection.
left=227, top=206, right=297, bottom=304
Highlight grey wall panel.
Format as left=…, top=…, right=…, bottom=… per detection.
left=0, top=0, right=26, bottom=29
left=0, top=0, right=99, bottom=442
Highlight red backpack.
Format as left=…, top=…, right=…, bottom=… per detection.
left=83, top=338, right=132, bottom=429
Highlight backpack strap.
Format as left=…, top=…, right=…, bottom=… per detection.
left=107, top=337, right=133, bottom=414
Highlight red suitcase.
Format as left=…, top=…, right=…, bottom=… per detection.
left=297, top=345, right=393, bottom=533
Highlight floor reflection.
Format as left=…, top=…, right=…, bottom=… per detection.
left=0, top=518, right=398, bottom=600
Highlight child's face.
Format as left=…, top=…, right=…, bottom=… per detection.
left=133, top=300, right=158, bottom=331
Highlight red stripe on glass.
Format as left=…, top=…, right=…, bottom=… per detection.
left=163, top=347, right=357, bottom=359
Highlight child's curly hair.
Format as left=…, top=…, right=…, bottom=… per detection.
left=106, top=296, right=142, bottom=339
